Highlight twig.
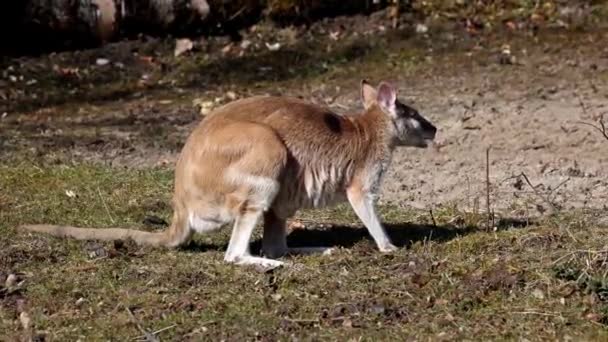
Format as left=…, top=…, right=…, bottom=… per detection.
left=126, top=306, right=159, bottom=342
left=551, top=249, right=608, bottom=265
left=511, top=311, right=564, bottom=318
left=97, top=186, right=115, bottom=224
left=284, top=318, right=320, bottom=325
left=429, top=208, right=437, bottom=228
left=485, top=147, right=492, bottom=231
left=577, top=94, right=589, bottom=117
left=577, top=118, right=608, bottom=142
left=519, top=172, right=558, bottom=215
left=576, top=94, right=608, bottom=141
left=227, top=6, right=247, bottom=21
left=548, top=177, right=570, bottom=203
left=133, top=324, right=177, bottom=341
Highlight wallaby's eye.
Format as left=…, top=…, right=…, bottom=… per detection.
left=396, top=102, right=414, bottom=118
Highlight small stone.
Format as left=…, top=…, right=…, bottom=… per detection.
left=19, top=312, right=31, bottom=331
left=532, top=288, right=545, bottom=299
left=240, top=39, right=252, bottom=50
left=5, top=274, right=17, bottom=288
left=96, top=58, right=110, bottom=66
left=265, top=42, right=281, bottom=51
left=226, top=91, right=237, bottom=100
left=174, top=38, right=194, bottom=57
left=415, top=23, right=429, bottom=34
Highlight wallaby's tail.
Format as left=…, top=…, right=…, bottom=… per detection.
left=18, top=224, right=181, bottom=248
left=19, top=209, right=191, bottom=248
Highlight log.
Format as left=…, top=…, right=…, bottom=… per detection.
left=0, top=0, right=405, bottom=55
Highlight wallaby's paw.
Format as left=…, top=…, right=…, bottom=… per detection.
left=379, top=243, right=398, bottom=253
left=234, top=256, right=286, bottom=271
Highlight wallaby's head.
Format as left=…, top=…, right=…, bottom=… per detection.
left=361, top=80, right=437, bottom=148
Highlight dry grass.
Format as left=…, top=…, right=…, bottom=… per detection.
left=1, top=162, right=608, bottom=341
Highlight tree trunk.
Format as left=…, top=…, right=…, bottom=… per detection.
left=0, top=0, right=404, bottom=55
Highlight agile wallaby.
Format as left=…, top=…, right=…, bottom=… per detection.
left=19, top=80, right=437, bottom=268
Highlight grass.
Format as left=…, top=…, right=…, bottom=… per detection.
left=1, top=162, right=608, bottom=341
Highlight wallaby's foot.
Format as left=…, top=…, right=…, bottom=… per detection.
left=378, top=243, right=398, bottom=253
left=229, top=255, right=286, bottom=270
left=287, top=247, right=336, bottom=256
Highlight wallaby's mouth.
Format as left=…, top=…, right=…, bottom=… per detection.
left=419, top=129, right=436, bottom=147
left=412, top=137, right=434, bottom=148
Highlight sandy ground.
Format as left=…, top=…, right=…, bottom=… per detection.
left=379, top=35, right=608, bottom=214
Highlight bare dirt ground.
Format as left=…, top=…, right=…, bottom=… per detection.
left=380, top=31, right=608, bottom=214
left=1, top=11, right=607, bottom=217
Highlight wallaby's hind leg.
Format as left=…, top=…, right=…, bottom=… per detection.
left=224, top=207, right=285, bottom=269
left=219, top=121, right=289, bottom=269
left=262, top=210, right=334, bottom=258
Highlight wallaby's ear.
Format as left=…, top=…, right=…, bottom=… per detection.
left=360, top=79, right=377, bottom=110
left=377, top=81, right=397, bottom=115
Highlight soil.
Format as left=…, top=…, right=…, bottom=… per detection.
left=1, top=9, right=607, bottom=215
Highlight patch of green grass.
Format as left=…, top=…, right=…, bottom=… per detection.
left=1, top=162, right=608, bottom=340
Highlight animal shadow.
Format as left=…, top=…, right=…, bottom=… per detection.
left=183, top=217, right=533, bottom=254
left=282, top=223, right=475, bottom=251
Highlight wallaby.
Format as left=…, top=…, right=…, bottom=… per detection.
left=19, top=80, right=437, bottom=268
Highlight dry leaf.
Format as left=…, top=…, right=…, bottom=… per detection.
left=532, top=288, right=545, bottom=299
left=19, top=312, right=31, bottom=331
left=5, top=274, right=17, bottom=288
left=265, top=42, right=281, bottom=51
left=96, top=58, right=110, bottom=66
left=175, top=38, right=194, bottom=57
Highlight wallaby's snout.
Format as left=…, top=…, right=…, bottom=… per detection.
left=397, top=102, right=437, bottom=148
left=416, top=112, right=437, bottom=141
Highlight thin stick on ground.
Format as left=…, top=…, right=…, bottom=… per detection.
left=485, top=146, right=492, bottom=231
left=429, top=208, right=437, bottom=228
left=125, top=306, right=159, bottom=342
left=97, top=186, right=115, bottom=224
left=519, top=172, right=558, bottom=215
left=577, top=116, right=608, bottom=142
left=576, top=94, right=608, bottom=142
left=511, top=311, right=565, bottom=319
left=133, top=324, right=177, bottom=341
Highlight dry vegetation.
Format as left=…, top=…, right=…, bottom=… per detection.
left=1, top=1, right=608, bottom=341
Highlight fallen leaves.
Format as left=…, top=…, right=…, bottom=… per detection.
left=174, top=38, right=194, bottom=57
left=192, top=91, right=240, bottom=116
left=265, top=42, right=281, bottom=51
left=95, top=58, right=111, bottom=66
